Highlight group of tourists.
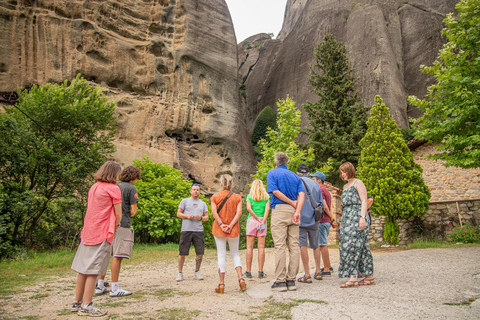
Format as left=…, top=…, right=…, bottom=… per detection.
left=70, top=152, right=375, bottom=316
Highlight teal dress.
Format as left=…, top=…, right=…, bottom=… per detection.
left=338, top=181, right=374, bottom=278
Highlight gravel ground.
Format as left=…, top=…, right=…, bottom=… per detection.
left=1, top=246, right=479, bottom=319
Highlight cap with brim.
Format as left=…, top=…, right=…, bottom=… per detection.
left=310, top=171, right=326, bottom=181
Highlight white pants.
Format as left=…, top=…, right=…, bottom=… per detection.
left=214, top=236, right=242, bottom=273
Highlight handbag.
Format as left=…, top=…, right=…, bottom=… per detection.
left=301, top=179, right=324, bottom=222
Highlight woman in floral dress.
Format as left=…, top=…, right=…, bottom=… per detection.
left=338, top=162, right=375, bottom=288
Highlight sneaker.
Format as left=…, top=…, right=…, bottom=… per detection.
left=320, top=271, right=332, bottom=277
left=271, top=281, right=287, bottom=292
left=286, top=280, right=297, bottom=291
left=78, top=302, right=107, bottom=317
left=95, top=286, right=109, bottom=295
left=194, top=271, right=204, bottom=280
left=243, top=271, right=252, bottom=279
left=258, top=271, right=267, bottom=279
left=176, top=272, right=184, bottom=282
left=109, top=288, right=132, bottom=297
left=71, top=301, right=82, bottom=313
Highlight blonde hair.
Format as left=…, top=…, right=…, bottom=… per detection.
left=339, top=162, right=356, bottom=180
left=249, top=179, right=269, bottom=202
left=220, top=174, right=233, bottom=190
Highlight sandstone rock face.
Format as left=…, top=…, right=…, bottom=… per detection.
left=0, top=0, right=255, bottom=191
left=239, top=0, right=458, bottom=128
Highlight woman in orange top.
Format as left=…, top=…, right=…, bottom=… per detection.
left=210, top=174, right=246, bottom=293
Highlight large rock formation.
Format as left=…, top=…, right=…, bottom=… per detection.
left=239, top=0, right=458, bottom=129
left=0, top=0, right=255, bottom=191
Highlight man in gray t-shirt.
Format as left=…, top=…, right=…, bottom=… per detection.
left=176, top=184, right=209, bottom=281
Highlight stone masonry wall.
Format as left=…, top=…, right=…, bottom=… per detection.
left=413, top=144, right=480, bottom=202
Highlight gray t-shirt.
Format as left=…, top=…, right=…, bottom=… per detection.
left=179, top=197, right=208, bottom=232
left=117, top=181, right=139, bottom=228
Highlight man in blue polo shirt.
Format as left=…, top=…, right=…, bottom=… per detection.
left=267, top=152, right=305, bottom=292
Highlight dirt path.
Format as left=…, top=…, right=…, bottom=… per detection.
left=1, top=247, right=479, bottom=319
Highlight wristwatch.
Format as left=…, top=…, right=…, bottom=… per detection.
left=218, top=221, right=223, bottom=226
left=360, top=215, right=366, bottom=219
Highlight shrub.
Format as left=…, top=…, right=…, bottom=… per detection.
left=447, top=223, right=480, bottom=243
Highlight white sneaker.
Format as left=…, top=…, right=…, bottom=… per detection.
left=194, top=271, right=204, bottom=280
left=78, top=302, right=107, bottom=317
left=176, top=272, right=184, bottom=281
left=109, top=288, right=132, bottom=297
left=95, top=286, right=109, bottom=295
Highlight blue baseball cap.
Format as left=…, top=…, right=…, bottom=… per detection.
left=310, top=171, right=326, bottom=181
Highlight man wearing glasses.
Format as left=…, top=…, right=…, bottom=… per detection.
left=176, top=184, right=209, bottom=281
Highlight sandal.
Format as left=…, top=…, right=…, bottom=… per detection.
left=314, top=272, right=323, bottom=280
left=340, top=280, right=359, bottom=288
left=297, top=275, right=312, bottom=283
left=359, top=277, right=375, bottom=286
left=239, top=278, right=247, bottom=291
left=215, top=283, right=225, bottom=294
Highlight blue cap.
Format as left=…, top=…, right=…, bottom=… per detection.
left=310, top=171, right=326, bottom=181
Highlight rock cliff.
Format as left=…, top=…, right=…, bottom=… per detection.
left=0, top=0, right=255, bottom=191
left=238, top=0, right=458, bottom=128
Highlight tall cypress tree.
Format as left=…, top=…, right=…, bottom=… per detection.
left=358, top=96, right=430, bottom=245
left=303, top=34, right=368, bottom=186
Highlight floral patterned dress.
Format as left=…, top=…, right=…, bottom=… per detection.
left=338, top=181, right=374, bottom=278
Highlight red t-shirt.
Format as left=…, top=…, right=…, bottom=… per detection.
left=80, top=182, right=122, bottom=245
left=319, top=185, right=332, bottom=224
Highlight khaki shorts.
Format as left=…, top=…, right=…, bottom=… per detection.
left=71, top=240, right=111, bottom=275
left=111, top=227, right=135, bottom=259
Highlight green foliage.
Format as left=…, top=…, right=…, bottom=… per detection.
left=358, top=96, right=431, bottom=244
left=252, top=98, right=315, bottom=184
left=0, top=75, right=117, bottom=256
left=408, top=0, right=480, bottom=168
left=303, top=34, right=368, bottom=186
left=447, top=223, right=480, bottom=243
left=400, top=127, right=415, bottom=143
left=132, top=157, right=214, bottom=246
left=251, top=106, right=277, bottom=147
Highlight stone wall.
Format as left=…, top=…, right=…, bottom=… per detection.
left=412, top=143, right=480, bottom=202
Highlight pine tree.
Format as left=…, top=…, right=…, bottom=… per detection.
left=251, top=106, right=277, bottom=161
left=358, top=96, right=430, bottom=245
left=303, top=34, right=368, bottom=186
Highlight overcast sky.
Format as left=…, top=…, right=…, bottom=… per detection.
left=224, top=0, right=288, bottom=43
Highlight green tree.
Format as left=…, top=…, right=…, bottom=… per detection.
left=252, top=97, right=315, bottom=184
left=408, top=0, right=480, bottom=168
left=358, top=96, right=430, bottom=245
left=303, top=34, right=369, bottom=186
left=251, top=106, right=277, bottom=160
left=0, top=74, right=117, bottom=253
left=132, top=157, right=214, bottom=246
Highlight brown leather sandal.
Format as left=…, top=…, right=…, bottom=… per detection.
left=359, top=277, right=375, bottom=286
left=340, top=280, right=359, bottom=288
left=239, top=278, right=247, bottom=291
left=215, top=283, right=225, bottom=294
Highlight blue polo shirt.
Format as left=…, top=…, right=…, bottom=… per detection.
left=267, top=166, right=305, bottom=209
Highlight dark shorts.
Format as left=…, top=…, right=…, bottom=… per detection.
left=299, top=223, right=320, bottom=249
left=179, top=231, right=205, bottom=256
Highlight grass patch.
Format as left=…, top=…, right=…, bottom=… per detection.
left=29, top=293, right=49, bottom=300
left=0, top=243, right=179, bottom=297
left=57, top=308, right=71, bottom=316
left=156, top=307, right=200, bottom=319
left=444, top=300, right=472, bottom=306
left=125, top=311, right=144, bottom=316
left=98, top=300, right=127, bottom=308
left=406, top=239, right=480, bottom=249
left=294, top=299, right=327, bottom=305
left=254, top=297, right=328, bottom=319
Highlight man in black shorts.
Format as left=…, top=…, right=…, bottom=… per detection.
left=176, top=184, right=209, bottom=281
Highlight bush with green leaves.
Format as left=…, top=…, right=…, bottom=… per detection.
left=446, top=223, right=480, bottom=243
left=0, top=74, right=117, bottom=256
left=358, top=96, right=430, bottom=245
left=408, top=0, right=480, bottom=168
left=252, top=97, right=315, bottom=184
left=132, top=156, right=214, bottom=246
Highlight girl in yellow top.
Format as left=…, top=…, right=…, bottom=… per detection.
left=243, top=179, right=270, bottom=279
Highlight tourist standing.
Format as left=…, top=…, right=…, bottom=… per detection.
left=211, top=174, right=246, bottom=293
left=338, top=162, right=374, bottom=288
left=267, top=152, right=305, bottom=292
left=243, top=179, right=270, bottom=279
left=176, top=184, right=209, bottom=281
left=71, top=161, right=122, bottom=316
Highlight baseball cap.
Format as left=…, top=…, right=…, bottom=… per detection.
left=297, top=164, right=309, bottom=174
left=310, top=171, right=326, bottom=181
